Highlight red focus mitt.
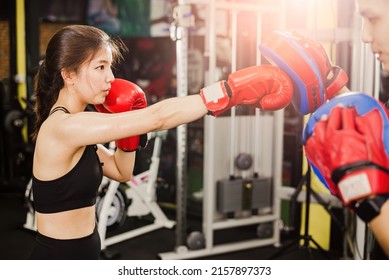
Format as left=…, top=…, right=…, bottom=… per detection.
left=260, top=31, right=349, bottom=115
left=303, top=93, right=389, bottom=222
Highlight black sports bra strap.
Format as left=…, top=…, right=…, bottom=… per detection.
left=49, top=106, right=70, bottom=116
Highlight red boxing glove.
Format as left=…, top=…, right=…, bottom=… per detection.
left=104, top=78, right=147, bottom=113
left=200, top=64, right=293, bottom=116
left=304, top=94, right=389, bottom=208
left=96, top=78, right=148, bottom=152
left=94, top=104, right=110, bottom=113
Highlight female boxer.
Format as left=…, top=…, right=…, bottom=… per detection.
left=29, top=24, right=292, bottom=259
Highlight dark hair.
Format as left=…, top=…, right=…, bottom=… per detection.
left=31, top=24, right=127, bottom=140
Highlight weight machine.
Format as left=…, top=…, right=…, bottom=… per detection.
left=97, top=131, right=175, bottom=257
left=159, top=0, right=287, bottom=260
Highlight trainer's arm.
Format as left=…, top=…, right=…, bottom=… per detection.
left=369, top=200, right=389, bottom=256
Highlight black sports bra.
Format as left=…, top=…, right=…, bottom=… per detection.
left=49, top=106, right=70, bottom=115
left=32, top=106, right=103, bottom=213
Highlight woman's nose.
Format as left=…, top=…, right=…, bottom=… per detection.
left=361, top=20, right=373, bottom=44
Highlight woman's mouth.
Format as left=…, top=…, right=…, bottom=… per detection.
left=375, top=52, right=383, bottom=62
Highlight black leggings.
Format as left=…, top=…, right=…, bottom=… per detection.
left=30, top=227, right=101, bottom=260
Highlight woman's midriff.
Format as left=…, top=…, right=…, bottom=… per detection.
left=35, top=205, right=96, bottom=239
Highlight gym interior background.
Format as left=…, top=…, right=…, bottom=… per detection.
left=1, top=0, right=388, bottom=260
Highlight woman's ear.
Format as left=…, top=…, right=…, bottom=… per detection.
left=61, top=69, right=75, bottom=86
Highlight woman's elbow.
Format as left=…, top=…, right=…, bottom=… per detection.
left=118, top=172, right=133, bottom=183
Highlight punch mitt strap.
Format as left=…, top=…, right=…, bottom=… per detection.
left=351, top=195, right=388, bottom=223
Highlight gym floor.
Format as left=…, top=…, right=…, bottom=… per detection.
left=0, top=190, right=345, bottom=260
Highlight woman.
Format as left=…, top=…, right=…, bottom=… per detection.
left=29, top=24, right=291, bottom=259
left=30, top=24, right=210, bottom=260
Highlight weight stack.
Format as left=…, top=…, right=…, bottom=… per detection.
left=217, top=176, right=272, bottom=215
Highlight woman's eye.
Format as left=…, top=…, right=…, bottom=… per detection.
left=368, top=17, right=379, bottom=24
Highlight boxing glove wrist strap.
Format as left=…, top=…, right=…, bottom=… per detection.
left=200, top=81, right=232, bottom=115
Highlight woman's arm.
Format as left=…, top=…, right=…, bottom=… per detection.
left=58, top=94, right=207, bottom=148
left=50, top=95, right=206, bottom=182
left=55, top=64, right=292, bottom=181
left=96, top=143, right=136, bottom=182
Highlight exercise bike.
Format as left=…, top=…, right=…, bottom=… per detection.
left=23, top=130, right=175, bottom=258
left=96, top=130, right=175, bottom=258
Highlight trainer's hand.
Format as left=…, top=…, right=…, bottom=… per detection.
left=199, top=64, right=293, bottom=116
left=95, top=78, right=148, bottom=152
left=260, top=31, right=349, bottom=115
left=303, top=92, right=389, bottom=222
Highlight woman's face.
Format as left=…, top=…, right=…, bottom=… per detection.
left=73, top=46, right=115, bottom=105
left=358, top=0, right=389, bottom=71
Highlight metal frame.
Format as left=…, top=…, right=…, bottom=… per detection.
left=168, top=2, right=194, bottom=249
left=159, top=0, right=286, bottom=260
